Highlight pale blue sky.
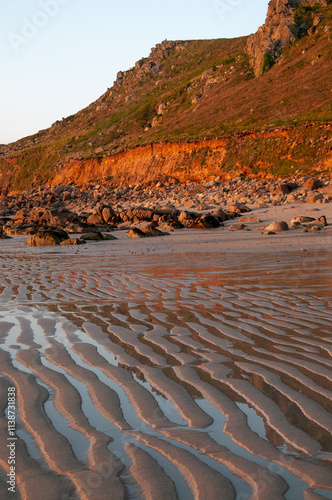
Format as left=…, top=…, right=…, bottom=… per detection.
left=0, top=0, right=269, bottom=144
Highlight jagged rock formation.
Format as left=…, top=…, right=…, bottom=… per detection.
left=113, top=40, right=186, bottom=89
left=246, top=0, right=328, bottom=76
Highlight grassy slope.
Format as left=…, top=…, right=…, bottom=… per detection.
left=0, top=3, right=331, bottom=190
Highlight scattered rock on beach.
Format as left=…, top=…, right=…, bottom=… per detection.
left=141, top=223, right=169, bottom=237
left=60, top=238, right=85, bottom=245
left=87, top=213, right=104, bottom=225
left=211, top=208, right=230, bottom=222
left=227, top=203, right=251, bottom=214
left=315, top=215, right=327, bottom=226
left=239, top=216, right=261, bottom=223
left=15, top=207, right=77, bottom=226
left=291, top=216, right=316, bottom=224
left=102, top=234, right=118, bottom=240
left=80, top=232, right=104, bottom=241
left=303, top=178, right=323, bottom=191
left=0, top=227, right=11, bottom=239
left=127, top=228, right=146, bottom=238
left=178, top=211, right=198, bottom=226
left=265, top=221, right=289, bottom=232
left=26, top=229, right=70, bottom=246
left=3, top=225, right=37, bottom=236
left=188, top=214, right=220, bottom=229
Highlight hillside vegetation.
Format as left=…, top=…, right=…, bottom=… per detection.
left=0, top=2, right=331, bottom=192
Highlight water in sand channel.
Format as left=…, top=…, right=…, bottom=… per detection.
left=0, top=246, right=332, bottom=500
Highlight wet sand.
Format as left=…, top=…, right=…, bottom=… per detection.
left=0, top=224, right=332, bottom=499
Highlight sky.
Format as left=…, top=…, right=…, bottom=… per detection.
left=0, top=0, right=269, bottom=145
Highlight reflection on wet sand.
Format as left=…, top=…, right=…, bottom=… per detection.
left=0, top=249, right=332, bottom=499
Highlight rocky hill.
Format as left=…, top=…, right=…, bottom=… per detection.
left=246, top=0, right=330, bottom=76
left=0, top=0, right=331, bottom=193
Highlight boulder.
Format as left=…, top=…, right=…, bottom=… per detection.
left=0, top=227, right=11, bottom=239
left=211, top=208, right=230, bottom=222
left=307, top=193, right=323, bottom=203
left=141, top=225, right=169, bottom=237
left=102, top=207, right=115, bottom=224
left=303, top=178, right=323, bottom=191
left=264, top=221, right=289, bottom=232
left=127, top=228, right=146, bottom=238
left=291, top=216, right=316, bottom=224
left=15, top=207, right=77, bottom=227
left=26, top=229, right=70, bottom=246
left=229, top=224, right=246, bottom=231
left=4, top=225, right=37, bottom=236
left=274, top=183, right=290, bottom=195
left=79, top=232, right=104, bottom=241
left=87, top=214, right=104, bottom=225
left=178, top=211, right=198, bottom=226
left=102, top=234, right=118, bottom=240
left=239, top=216, right=261, bottom=223
left=60, top=238, right=85, bottom=246
left=227, top=203, right=251, bottom=214
left=188, top=215, right=220, bottom=229
left=314, top=215, right=327, bottom=226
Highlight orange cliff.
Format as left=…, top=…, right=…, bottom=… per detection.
left=51, top=139, right=228, bottom=187
left=51, top=129, right=290, bottom=188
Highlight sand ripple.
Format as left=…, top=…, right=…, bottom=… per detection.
left=0, top=249, right=332, bottom=499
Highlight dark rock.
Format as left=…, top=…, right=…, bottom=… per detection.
left=178, top=211, right=199, bottom=227
left=211, top=208, right=230, bottom=222
left=240, top=216, right=261, bottom=223
left=102, top=207, right=115, bottom=224
left=101, top=234, right=118, bottom=240
left=285, top=182, right=299, bottom=192
left=60, top=238, right=85, bottom=245
left=132, top=208, right=155, bottom=222
left=227, top=204, right=251, bottom=214
left=265, top=221, right=289, bottom=232
left=79, top=232, right=104, bottom=241
left=4, top=225, right=37, bottom=236
left=303, top=178, right=323, bottom=191
left=188, top=214, right=220, bottom=229
left=291, top=216, right=316, bottom=224
left=274, top=183, right=290, bottom=195
left=15, top=207, right=77, bottom=227
left=127, top=228, right=146, bottom=238
left=314, top=215, right=327, bottom=226
left=26, top=229, right=70, bottom=246
left=0, top=226, right=11, bottom=239
left=86, top=214, right=104, bottom=225
left=140, top=223, right=169, bottom=237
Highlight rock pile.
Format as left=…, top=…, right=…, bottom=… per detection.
left=0, top=174, right=330, bottom=245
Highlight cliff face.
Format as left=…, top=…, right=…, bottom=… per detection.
left=49, top=125, right=331, bottom=187
left=246, top=0, right=329, bottom=76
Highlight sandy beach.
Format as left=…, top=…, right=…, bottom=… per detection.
left=0, top=199, right=331, bottom=499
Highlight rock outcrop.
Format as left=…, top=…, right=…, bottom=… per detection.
left=113, top=40, right=186, bottom=89
left=246, top=0, right=328, bottom=76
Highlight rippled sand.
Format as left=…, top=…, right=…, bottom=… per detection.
left=0, top=239, right=332, bottom=499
